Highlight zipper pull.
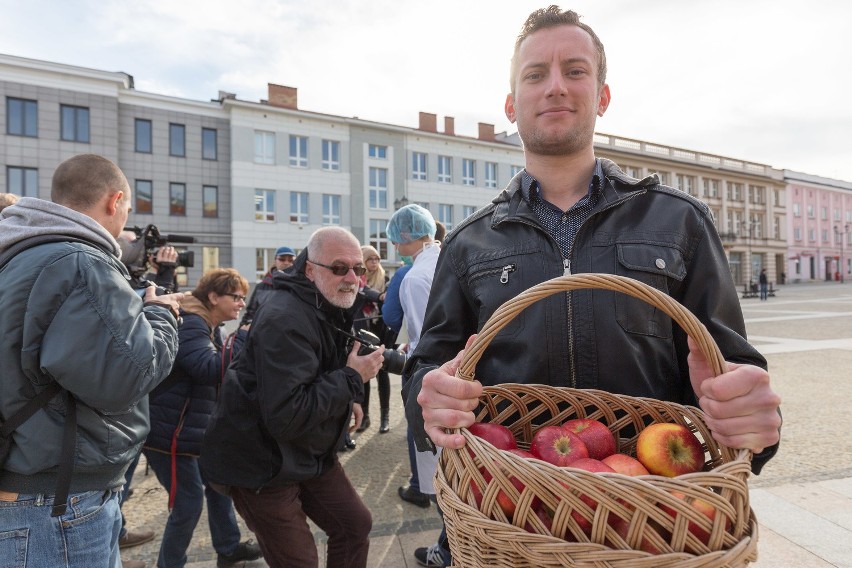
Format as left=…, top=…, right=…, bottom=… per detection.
left=563, top=259, right=571, bottom=276
left=500, top=264, right=516, bottom=284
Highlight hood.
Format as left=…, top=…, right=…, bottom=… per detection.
left=0, top=197, right=121, bottom=258
left=180, top=294, right=216, bottom=330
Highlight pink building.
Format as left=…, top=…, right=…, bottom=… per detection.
left=786, top=170, right=852, bottom=282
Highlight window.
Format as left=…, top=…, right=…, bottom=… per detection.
left=438, top=203, right=454, bottom=231
left=169, top=123, right=185, bottom=157
left=135, top=180, right=153, bottom=214
left=438, top=156, right=452, bottom=183
left=835, top=209, right=841, bottom=221
left=290, top=191, right=308, bottom=223
left=322, top=139, right=340, bottom=171
left=6, top=97, right=37, bottom=137
left=461, top=159, right=476, bottom=186
left=702, top=178, right=719, bottom=198
left=656, top=171, right=669, bottom=185
left=750, top=185, right=765, bottom=205
left=255, top=189, right=276, bottom=222
left=510, top=165, right=523, bottom=177
left=809, top=228, right=816, bottom=242
left=674, top=174, right=695, bottom=195
left=794, top=227, right=802, bottom=241
left=821, top=207, right=828, bottom=220
left=202, top=128, right=217, bottom=160
left=202, top=185, right=218, bottom=218
left=369, top=219, right=390, bottom=259
left=822, top=229, right=829, bottom=243
left=135, top=119, right=152, bottom=153
left=255, top=248, right=277, bottom=280
left=289, top=135, right=308, bottom=167
left=368, top=144, right=387, bottom=159
left=6, top=166, right=38, bottom=196
left=322, top=194, right=340, bottom=225
left=369, top=167, right=388, bottom=209
left=463, top=205, right=476, bottom=219
left=169, top=183, right=186, bottom=215
left=60, top=105, right=89, bottom=142
left=484, top=162, right=497, bottom=189
left=254, top=131, right=275, bottom=164
left=793, top=203, right=801, bottom=217
left=807, top=205, right=814, bottom=218
left=625, top=165, right=642, bottom=178
left=411, top=152, right=427, bottom=181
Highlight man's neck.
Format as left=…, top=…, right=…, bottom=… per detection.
left=525, top=150, right=597, bottom=211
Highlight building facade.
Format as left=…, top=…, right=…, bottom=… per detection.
left=7, top=53, right=848, bottom=291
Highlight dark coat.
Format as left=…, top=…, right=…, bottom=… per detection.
left=200, top=251, right=364, bottom=489
left=144, top=296, right=246, bottom=457
left=404, top=159, right=777, bottom=472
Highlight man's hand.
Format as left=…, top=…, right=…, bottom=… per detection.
left=347, top=341, right=384, bottom=384
left=687, top=335, right=782, bottom=453
left=416, top=335, right=482, bottom=450
left=349, top=402, right=364, bottom=433
left=143, top=285, right=184, bottom=319
left=153, top=246, right=178, bottom=267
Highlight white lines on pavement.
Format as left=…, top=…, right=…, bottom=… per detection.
left=748, top=335, right=852, bottom=354
left=743, top=311, right=852, bottom=324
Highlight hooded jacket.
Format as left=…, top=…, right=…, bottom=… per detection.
left=200, top=251, right=364, bottom=489
left=0, top=198, right=179, bottom=494
left=404, top=160, right=778, bottom=472
left=144, top=295, right=247, bottom=457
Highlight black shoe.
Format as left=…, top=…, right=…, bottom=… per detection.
left=356, top=415, right=371, bottom=433
left=345, top=438, right=357, bottom=449
left=217, top=540, right=262, bottom=567
left=379, top=410, right=390, bottom=433
left=398, top=485, right=430, bottom=508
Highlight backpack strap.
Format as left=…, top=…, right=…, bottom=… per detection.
left=0, top=383, right=62, bottom=438
left=0, top=235, right=95, bottom=270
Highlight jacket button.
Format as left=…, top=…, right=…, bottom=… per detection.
left=655, top=258, right=666, bottom=269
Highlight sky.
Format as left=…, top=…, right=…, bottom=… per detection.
left=2, top=0, right=851, bottom=182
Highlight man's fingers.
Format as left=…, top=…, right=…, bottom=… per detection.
left=700, top=366, right=773, bottom=403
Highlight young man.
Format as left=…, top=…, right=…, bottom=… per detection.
left=405, top=7, right=781, bottom=472
left=0, top=154, right=182, bottom=568
left=200, top=227, right=384, bottom=568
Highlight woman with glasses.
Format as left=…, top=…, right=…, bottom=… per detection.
left=143, top=268, right=262, bottom=568
left=355, top=245, right=392, bottom=434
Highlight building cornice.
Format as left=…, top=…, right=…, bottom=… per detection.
left=0, top=52, right=131, bottom=97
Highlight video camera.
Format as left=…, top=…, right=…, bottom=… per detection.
left=119, top=224, right=196, bottom=293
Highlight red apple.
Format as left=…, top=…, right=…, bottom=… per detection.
left=607, top=517, right=666, bottom=554
left=602, top=453, right=651, bottom=476
left=507, top=448, right=536, bottom=460
left=468, top=422, right=517, bottom=451
left=635, top=423, right=704, bottom=477
left=659, top=490, right=731, bottom=551
left=524, top=502, right=554, bottom=534
left=531, top=425, right=589, bottom=467
left=567, top=457, right=616, bottom=473
left=562, top=418, right=617, bottom=460
left=469, top=464, right=525, bottom=520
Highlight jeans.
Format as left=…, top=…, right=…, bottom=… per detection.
left=119, top=450, right=142, bottom=539
left=760, top=283, right=768, bottom=300
left=0, top=488, right=122, bottom=568
left=144, top=450, right=241, bottom=568
left=229, top=459, right=371, bottom=568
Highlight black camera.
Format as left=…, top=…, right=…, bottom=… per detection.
left=119, top=224, right=196, bottom=289
left=133, top=277, right=169, bottom=298
left=354, top=329, right=407, bottom=375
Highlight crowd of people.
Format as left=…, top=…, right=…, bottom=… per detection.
left=0, top=6, right=783, bottom=568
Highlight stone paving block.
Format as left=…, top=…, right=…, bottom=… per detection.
left=765, top=479, right=852, bottom=531
left=752, top=524, right=837, bottom=567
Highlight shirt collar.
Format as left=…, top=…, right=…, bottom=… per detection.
left=520, top=158, right=604, bottom=204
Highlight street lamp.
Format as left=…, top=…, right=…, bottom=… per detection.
left=393, top=195, right=409, bottom=210
left=741, top=218, right=759, bottom=286
left=834, top=224, right=850, bottom=283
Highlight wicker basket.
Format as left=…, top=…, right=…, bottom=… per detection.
left=435, top=274, right=758, bottom=568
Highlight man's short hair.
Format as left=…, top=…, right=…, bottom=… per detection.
left=306, top=227, right=360, bottom=264
left=0, top=192, right=20, bottom=213
left=509, top=6, right=607, bottom=92
left=51, top=154, right=129, bottom=210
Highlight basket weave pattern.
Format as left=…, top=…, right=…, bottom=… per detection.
left=434, top=274, right=758, bottom=567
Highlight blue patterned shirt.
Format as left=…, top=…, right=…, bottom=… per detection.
left=520, top=159, right=605, bottom=259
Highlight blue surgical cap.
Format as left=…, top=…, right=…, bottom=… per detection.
left=386, top=204, right=436, bottom=244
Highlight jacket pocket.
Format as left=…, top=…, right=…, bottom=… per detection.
left=466, top=251, right=535, bottom=338
left=613, top=243, right=686, bottom=338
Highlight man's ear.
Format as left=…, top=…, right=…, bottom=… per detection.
left=105, top=190, right=124, bottom=215
left=505, top=93, right=517, bottom=123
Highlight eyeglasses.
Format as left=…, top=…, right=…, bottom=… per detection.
left=225, top=293, right=247, bottom=303
left=307, top=259, right=367, bottom=277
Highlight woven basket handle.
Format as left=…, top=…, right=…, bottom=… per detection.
left=455, top=273, right=726, bottom=381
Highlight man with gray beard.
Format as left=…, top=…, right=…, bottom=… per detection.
left=201, top=226, right=384, bottom=568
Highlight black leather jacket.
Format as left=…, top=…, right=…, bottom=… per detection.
left=405, top=159, right=777, bottom=472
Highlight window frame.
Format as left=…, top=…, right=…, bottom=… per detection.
left=322, top=193, right=341, bottom=225
left=321, top=139, right=340, bottom=171
left=6, top=166, right=38, bottom=197
left=289, top=135, right=308, bottom=168
left=135, top=119, right=152, bottom=153
left=290, top=191, right=309, bottom=224
left=462, top=158, right=476, bottom=186
left=169, top=182, right=187, bottom=216
left=202, top=127, right=218, bottom=161
left=135, top=179, right=153, bottom=214
left=437, top=155, right=452, bottom=183
left=202, top=185, right=219, bottom=218
left=369, top=167, right=388, bottom=209
left=169, top=123, right=186, bottom=157
left=254, top=189, right=276, bottom=222
left=60, top=104, right=90, bottom=143
left=6, top=97, right=38, bottom=137
left=254, top=131, right=275, bottom=164
left=411, top=151, right=427, bottom=181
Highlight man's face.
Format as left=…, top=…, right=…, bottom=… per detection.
left=305, top=240, right=363, bottom=309
left=505, top=25, right=610, bottom=157
left=275, top=255, right=294, bottom=271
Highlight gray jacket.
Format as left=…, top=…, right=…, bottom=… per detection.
left=0, top=198, right=180, bottom=494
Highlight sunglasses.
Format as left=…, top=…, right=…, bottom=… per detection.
left=307, top=259, right=367, bottom=277
left=225, top=293, right=247, bottom=302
